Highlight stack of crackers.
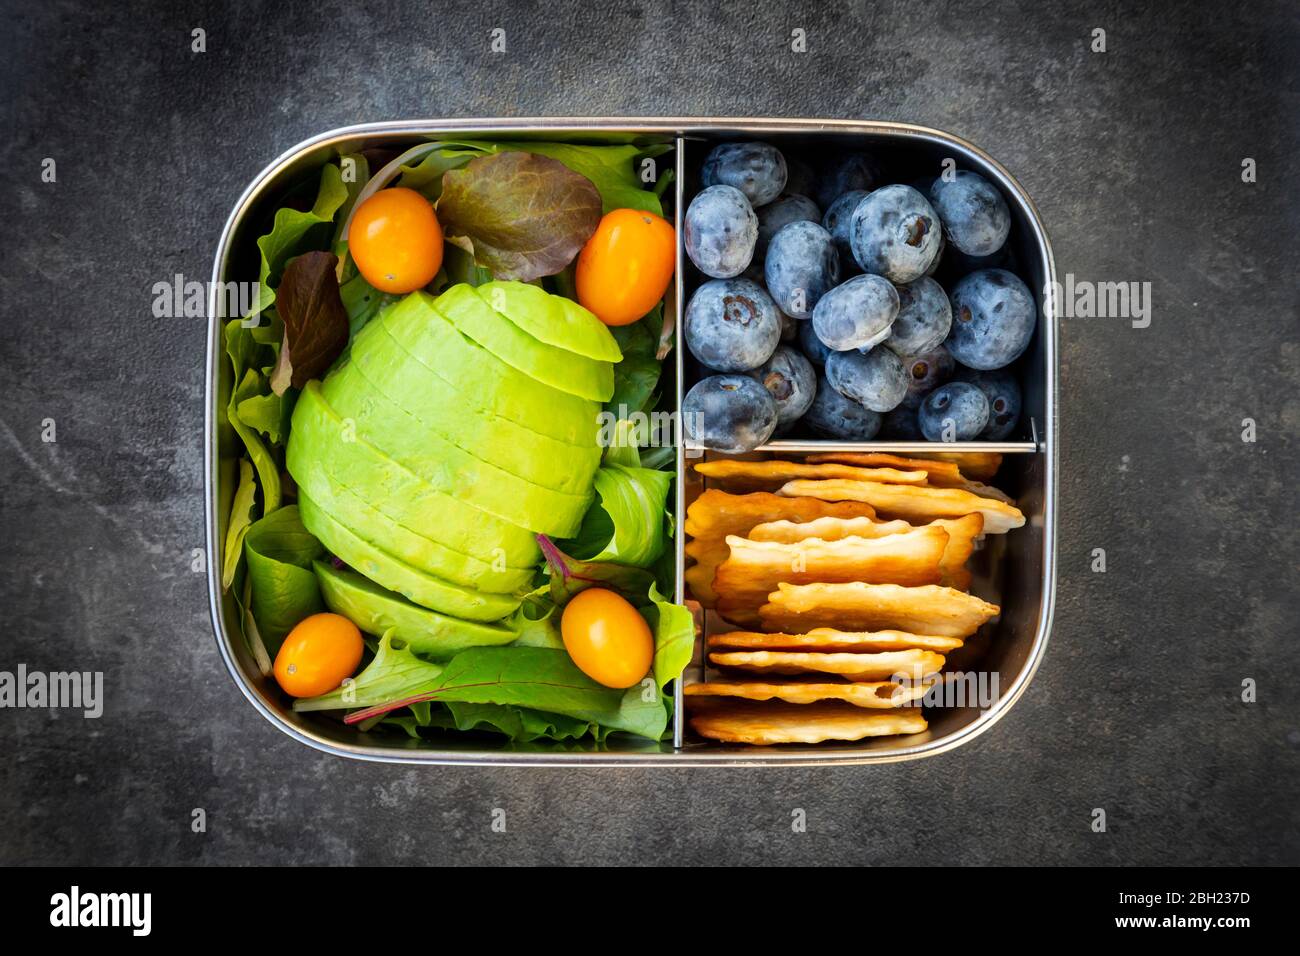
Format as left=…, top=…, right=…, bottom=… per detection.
left=683, top=452, right=1025, bottom=746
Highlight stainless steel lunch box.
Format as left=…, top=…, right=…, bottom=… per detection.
left=206, top=118, right=1056, bottom=766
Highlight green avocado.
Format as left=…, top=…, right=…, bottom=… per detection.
left=334, top=321, right=602, bottom=494
left=435, top=284, right=615, bottom=402
left=293, top=455, right=535, bottom=592
left=286, top=383, right=539, bottom=567
left=313, top=561, right=519, bottom=660
left=473, top=281, right=623, bottom=362
left=317, top=371, right=593, bottom=537
left=380, top=291, right=600, bottom=446
left=298, top=493, right=522, bottom=621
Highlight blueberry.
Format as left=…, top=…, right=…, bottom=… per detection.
left=898, top=344, right=956, bottom=408
left=811, top=274, right=899, bottom=351
left=684, top=278, right=781, bottom=372
left=849, top=184, right=942, bottom=283
left=946, top=268, right=1036, bottom=370
left=798, top=318, right=834, bottom=367
left=825, top=347, right=908, bottom=412
left=700, top=142, right=788, bottom=208
left=822, top=190, right=869, bottom=274
left=810, top=152, right=881, bottom=209
left=919, top=382, right=989, bottom=441
left=929, top=171, right=1011, bottom=257
left=885, top=276, right=952, bottom=357
left=880, top=403, right=923, bottom=440
left=779, top=311, right=798, bottom=342
left=925, top=230, right=945, bottom=277
left=752, top=345, right=817, bottom=426
left=684, top=185, right=757, bottom=279
left=803, top=373, right=881, bottom=439
left=764, top=220, right=840, bottom=318
left=957, top=367, right=1022, bottom=440
left=683, top=374, right=779, bottom=453
left=755, top=194, right=821, bottom=262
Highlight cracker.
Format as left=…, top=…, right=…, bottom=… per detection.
left=688, top=701, right=928, bottom=745
left=684, top=679, right=931, bottom=709
left=712, top=525, right=949, bottom=625
left=707, top=628, right=964, bottom=653
left=778, top=479, right=1025, bottom=533
left=708, top=648, right=945, bottom=681
left=683, top=490, right=875, bottom=606
left=759, top=581, right=1000, bottom=639
left=693, top=459, right=928, bottom=492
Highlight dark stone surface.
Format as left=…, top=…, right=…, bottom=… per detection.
left=1, top=0, right=1296, bottom=865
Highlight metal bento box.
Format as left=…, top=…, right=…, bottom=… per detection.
left=205, top=118, right=1056, bottom=765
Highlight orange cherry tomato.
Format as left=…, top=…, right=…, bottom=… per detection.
left=576, top=208, right=676, bottom=326
left=560, top=588, right=655, bottom=689
left=348, top=187, right=444, bottom=293
left=273, top=613, right=364, bottom=698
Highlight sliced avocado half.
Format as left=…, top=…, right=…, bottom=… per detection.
left=434, top=284, right=615, bottom=402
left=286, top=383, right=539, bottom=567
left=313, top=561, right=519, bottom=660
left=293, top=455, right=535, bottom=592
left=380, top=291, right=600, bottom=446
left=335, top=321, right=601, bottom=494
left=473, top=280, right=623, bottom=362
left=316, top=372, right=592, bottom=537
left=299, top=493, right=521, bottom=621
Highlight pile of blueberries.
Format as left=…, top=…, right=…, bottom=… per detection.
left=681, top=141, right=1034, bottom=453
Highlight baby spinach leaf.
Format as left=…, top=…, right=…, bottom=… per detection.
left=268, top=251, right=349, bottom=394
left=294, top=630, right=445, bottom=713
left=437, top=151, right=602, bottom=281
left=243, top=505, right=325, bottom=651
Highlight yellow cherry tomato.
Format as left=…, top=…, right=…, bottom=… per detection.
left=575, top=208, right=676, bottom=326
left=348, top=187, right=444, bottom=293
left=273, top=613, right=364, bottom=698
left=560, top=588, right=655, bottom=689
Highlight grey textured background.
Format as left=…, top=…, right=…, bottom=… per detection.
left=1, top=0, right=1296, bottom=866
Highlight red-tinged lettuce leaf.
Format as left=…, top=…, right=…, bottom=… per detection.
left=269, top=251, right=350, bottom=394
left=537, top=534, right=657, bottom=606
left=436, top=151, right=602, bottom=281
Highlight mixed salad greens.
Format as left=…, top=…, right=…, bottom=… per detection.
left=220, top=137, right=690, bottom=745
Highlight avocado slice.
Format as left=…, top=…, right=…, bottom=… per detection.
left=314, top=561, right=519, bottom=660
left=299, top=493, right=521, bottom=621
left=335, top=321, right=602, bottom=494
left=380, top=291, right=600, bottom=446
left=316, top=372, right=592, bottom=537
left=435, top=284, right=615, bottom=402
left=473, top=281, right=622, bottom=362
left=287, top=383, right=539, bottom=567
left=293, top=455, right=535, bottom=592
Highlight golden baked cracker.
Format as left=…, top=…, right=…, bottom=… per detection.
left=683, top=490, right=875, bottom=606
left=778, top=479, right=1025, bottom=533
left=747, top=512, right=984, bottom=588
left=693, top=459, right=928, bottom=492
left=684, top=679, right=931, bottom=709
left=688, top=701, right=928, bottom=745
left=709, top=648, right=945, bottom=681
left=909, top=451, right=1003, bottom=482
left=707, top=628, right=964, bottom=653
left=712, top=525, right=950, bottom=625
left=759, top=581, right=1000, bottom=639
left=804, top=452, right=965, bottom=482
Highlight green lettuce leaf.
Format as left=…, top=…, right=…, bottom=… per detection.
left=647, top=582, right=693, bottom=690
left=221, top=458, right=257, bottom=592
left=564, top=464, right=671, bottom=568
left=243, top=505, right=325, bottom=651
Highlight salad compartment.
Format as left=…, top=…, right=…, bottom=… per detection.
left=206, top=119, right=1056, bottom=765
